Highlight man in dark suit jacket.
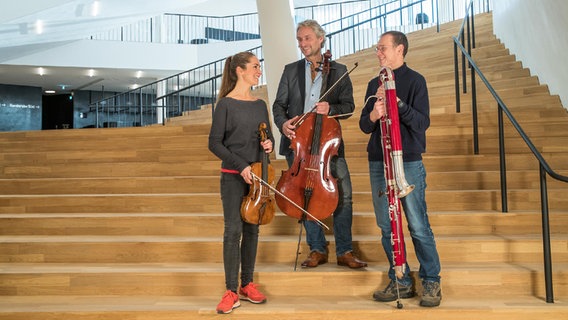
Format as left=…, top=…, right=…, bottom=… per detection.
left=272, top=19, right=366, bottom=269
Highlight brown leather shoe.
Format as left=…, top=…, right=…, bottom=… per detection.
left=337, top=252, right=367, bottom=269
left=301, top=251, right=328, bottom=268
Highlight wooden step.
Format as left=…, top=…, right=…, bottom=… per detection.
left=1, top=233, right=567, bottom=264
left=1, top=211, right=567, bottom=237
left=0, top=295, right=566, bottom=320
left=0, top=188, right=566, bottom=213
left=0, top=262, right=566, bottom=298
left=2, top=152, right=568, bottom=179
left=1, top=169, right=567, bottom=196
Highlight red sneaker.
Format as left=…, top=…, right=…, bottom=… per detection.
left=216, top=290, right=240, bottom=314
left=239, top=282, right=267, bottom=304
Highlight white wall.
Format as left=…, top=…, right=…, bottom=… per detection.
left=492, top=0, right=568, bottom=110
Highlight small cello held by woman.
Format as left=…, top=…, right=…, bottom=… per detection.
left=240, top=122, right=275, bottom=225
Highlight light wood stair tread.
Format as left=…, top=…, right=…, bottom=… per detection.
left=1, top=295, right=567, bottom=315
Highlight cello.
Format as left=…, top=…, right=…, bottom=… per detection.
left=275, top=51, right=358, bottom=269
left=275, top=50, right=341, bottom=224
left=240, top=122, right=275, bottom=225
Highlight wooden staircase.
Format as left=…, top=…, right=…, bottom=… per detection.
left=1, top=12, right=568, bottom=319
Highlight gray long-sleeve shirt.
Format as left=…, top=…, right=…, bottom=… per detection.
left=208, top=97, right=274, bottom=173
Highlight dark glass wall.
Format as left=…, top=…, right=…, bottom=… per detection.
left=0, top=84, right=42, bottom=131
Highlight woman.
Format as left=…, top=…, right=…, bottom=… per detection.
left=208, top=51, right=273, bottom=314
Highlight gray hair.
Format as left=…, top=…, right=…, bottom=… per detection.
left=297, top=19, right=326, bottom=48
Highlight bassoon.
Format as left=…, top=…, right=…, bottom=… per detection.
left=378, top=66, right=414, bottom=282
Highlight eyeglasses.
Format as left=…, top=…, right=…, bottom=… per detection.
left=374, top=45, right=393, bottom=53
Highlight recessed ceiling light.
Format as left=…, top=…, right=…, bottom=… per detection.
left=45, top=90, right=55, bottom=94
left=91, top=1, right=101, bottom=17
left=35, top=20, right=44, bottom=35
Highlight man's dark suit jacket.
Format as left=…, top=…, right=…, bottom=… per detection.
left=272, top=59, right=355, bottom=157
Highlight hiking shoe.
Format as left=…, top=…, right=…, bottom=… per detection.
left=373, top=279, right=415, bottom=302
left=239, top=282, right=267, bottom=304
left=216, top=290, right=240, bottom=314
left=420, top=281, right=441, bottom=307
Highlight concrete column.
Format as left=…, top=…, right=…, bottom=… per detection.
left=256, top=0, right=299, bottom=158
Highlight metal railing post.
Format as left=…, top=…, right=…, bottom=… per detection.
left=497, top=104, right=508, bottom=212
left=470, top=65, right=478, bottom=154
left=95, top=102, right=100, bottom=128
left=461, top=28, right=467, bottom=93
left=470, top=3, right=476, bottom=48
left=436, top=0, right=440, bottom=32
left=453, top=41, right=460, bottom=113
left=466, top=9, right=471, bottom=60
left=540, top=165, right=554, bottom=303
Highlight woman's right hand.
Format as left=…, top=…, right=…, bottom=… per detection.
left=241, top=166, right=253, bottom=184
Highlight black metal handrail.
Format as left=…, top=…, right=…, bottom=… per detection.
left=453, top=0, right=568, bottom=304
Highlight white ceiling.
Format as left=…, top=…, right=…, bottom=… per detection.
left=0, top=0, right=331, bottom=94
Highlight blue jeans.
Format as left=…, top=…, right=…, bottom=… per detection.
left=220, top=172, right=259, bottom=291
left=369, top=160, right=441, bottom=285
left=286, top=155, right=354, bottom=256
